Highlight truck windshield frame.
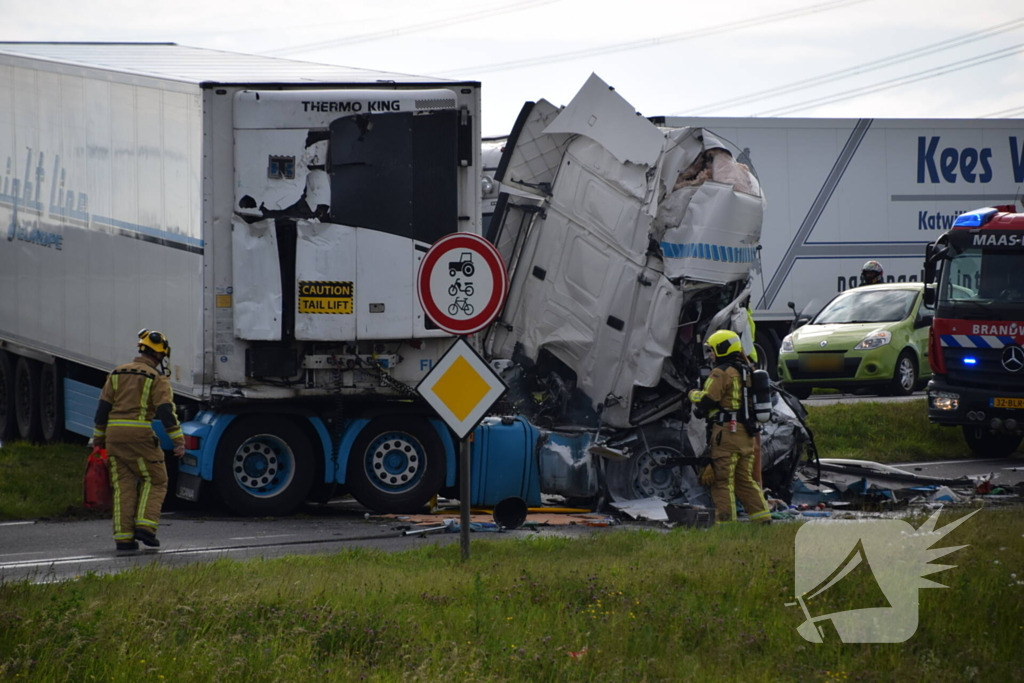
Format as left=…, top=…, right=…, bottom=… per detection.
left=939, top=245, right=1024, bottom=307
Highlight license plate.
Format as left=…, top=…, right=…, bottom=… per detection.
left=801, top=355, right=843, bottom=372
left=991, top=397, right=1024, bottom=409
left=175, top=472, right=202, bottom=502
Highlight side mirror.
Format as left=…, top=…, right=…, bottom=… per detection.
left=795, top=317, right=810, bottom=329
left=923, top=260, right=936, bottom=285
left=924, top=285, right=936, bottom=308
left=915, top=314, right=934, bottom=329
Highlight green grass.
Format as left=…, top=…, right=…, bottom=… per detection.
left=805, top=399, right=1023, bottom=463
left=0, top=508, right=1020, bottom=682
left=0, top=441, right=98, bottom=521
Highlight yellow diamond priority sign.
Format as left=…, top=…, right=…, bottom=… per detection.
left=417, top=338, right=507, bottom=439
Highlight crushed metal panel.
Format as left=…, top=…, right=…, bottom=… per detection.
left=231, top=217, right=282, bottom=341
left=542, top=73, right=664, bottom=168
left=495, top=99, right=568, bottom=197
left=660, top=182, right=764, bottom=284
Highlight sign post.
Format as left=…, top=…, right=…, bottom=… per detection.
left=416, top=233, right=509, bottom=560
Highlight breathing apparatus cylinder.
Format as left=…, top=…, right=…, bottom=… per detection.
left=752, top=369, right=772, bottom=423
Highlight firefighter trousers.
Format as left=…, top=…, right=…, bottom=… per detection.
left=709, top=425, right=770, bottom=524
left=107, top=440, right=168, bottom=542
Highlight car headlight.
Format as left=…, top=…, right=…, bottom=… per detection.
left=854, top=329, right=891, bottom=350
left=781, top=334, right=794, bottom=353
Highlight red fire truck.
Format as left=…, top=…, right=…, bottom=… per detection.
left=924, top=205, right=1024, bottom=457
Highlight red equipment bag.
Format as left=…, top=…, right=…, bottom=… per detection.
left=83, top=447, right=113, bottom=512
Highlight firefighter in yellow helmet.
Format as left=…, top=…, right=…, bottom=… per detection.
left=92, top=330, right=185, bottom=551
left=687, top=330, right=771, bottom=524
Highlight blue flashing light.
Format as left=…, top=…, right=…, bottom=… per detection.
left=963, top=357, right=978, bottom=366
left=952, top=208, right=998, bottom=228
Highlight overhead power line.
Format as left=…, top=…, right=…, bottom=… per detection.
left=265, top=0, right=560, bottom=56
left=676, top=17, right=1024, bottom=115
left=980, top=103, right=1024, bottom=118
left=753, top=43, right=1024, bottom=116
left=438, top=0, right=869, bottom=77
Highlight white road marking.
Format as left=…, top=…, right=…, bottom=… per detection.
left=0, top=521, right=35, bottom=527
left=228, top=534, right=296, bottom=541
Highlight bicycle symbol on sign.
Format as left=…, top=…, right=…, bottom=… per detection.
left=448, top=298, right=475, bottom=316
left=448, top=278, right=475, bottom=297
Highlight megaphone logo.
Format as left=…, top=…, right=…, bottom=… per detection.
left=787, top=509, right=978, bottom=643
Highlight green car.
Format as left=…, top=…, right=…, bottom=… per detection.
left=778, top=283, right=933, bottom=399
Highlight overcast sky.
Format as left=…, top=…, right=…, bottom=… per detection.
left=3, top=0, right=1022, bottom=135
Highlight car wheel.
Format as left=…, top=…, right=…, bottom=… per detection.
left=346, top=415, right=445, bottom=514
left=39, top=362, right=64, bottom=443
left=887, top=350, right=916, bottom=397
left=14, top=357, right=42, bottom=442
left=0, top=351, right=17, bottom=443
left=962, top=426, right=1023, bottom=458
left=214, top=415, right=315, bottom=516
left=785, top=384, right=812, bottom=400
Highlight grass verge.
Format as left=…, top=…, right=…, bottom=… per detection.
left=804, top=399, right=1023, bottom=463
left=1, top=507, right=1020, bottom=682
left=0, top=441, right=99, bottom=521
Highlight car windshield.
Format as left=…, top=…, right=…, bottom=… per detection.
left=813, top=288, right=918, bottom=325
left=939, top=246, right=1024, bottom=304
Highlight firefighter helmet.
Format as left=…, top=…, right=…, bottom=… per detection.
left=137, top=329, right=171, bottom=357
left=860, top=260, right=884, bottom=285
left=705, top=330, right=742, bottom=360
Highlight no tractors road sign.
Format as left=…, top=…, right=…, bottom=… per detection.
left=417, top=232, right=508, bottom=335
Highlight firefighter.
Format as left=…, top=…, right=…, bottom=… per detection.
left=688, top=330, right=771, bottom=524
left=92, top=330, right=185, bottom=551
left=860, top=260, right=884, bottom=285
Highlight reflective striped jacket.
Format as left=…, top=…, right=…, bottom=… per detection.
left=93, top=356, right=184, bottom=446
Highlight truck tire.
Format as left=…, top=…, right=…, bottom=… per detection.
left=886, top=350, right=917, bottom=397
left=39, top=362, right=64, bottom=443
left=962, top=426, right=1023, bottom=458
left=603, top=426, right=712, bottom=507
left=14, top=357, right=42, bottom=442
left=214, top=415, right=315, bottom=516
left=754, top=329, right=778, bottom=380
left=0, top=351, right=17, bottom=443
left=346, top=415, right=445, bottom=514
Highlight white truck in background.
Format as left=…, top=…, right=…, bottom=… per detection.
left=485, top=116, right=1024, bottom=379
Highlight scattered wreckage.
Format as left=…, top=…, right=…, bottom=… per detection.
left=474, top=74, right=818, bottom=518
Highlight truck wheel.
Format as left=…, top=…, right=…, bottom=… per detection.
left=214, top=415, right=315, bottom=516
left=346, top=415, right=445, bottom=514
left=0, top=351, right=17, bottom=443
left=962, top=426, right=1023, bottom=458
left=14, top=357, right=42, bottom=442
left=39, top=362, right=64, bottom=443
left=754, top=329, right=778, bottom=380
left=886, top=350, right=916, bottom=397
left=603, top=427, right=712, bottom=507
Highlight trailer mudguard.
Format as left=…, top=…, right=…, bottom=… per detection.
left=332, top=417, right=456, bottom=488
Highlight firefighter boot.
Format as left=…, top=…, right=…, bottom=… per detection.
left=135, top=527, right=160, bottom=548
left=116, top=540, right=139, bottom=553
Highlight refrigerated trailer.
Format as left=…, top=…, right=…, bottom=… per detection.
left=628, top=116, right=1024, bottom=378
left=0, top=42, right=482, bottom=515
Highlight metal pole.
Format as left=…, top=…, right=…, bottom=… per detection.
left=459, top=436, right=472, bottom=560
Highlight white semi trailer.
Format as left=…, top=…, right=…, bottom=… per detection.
left=0, top=42, right=482, bottom=515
